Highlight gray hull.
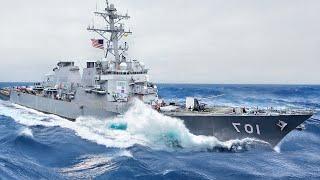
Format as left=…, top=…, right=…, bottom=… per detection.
left=0, top=93, right=9, bottom=101
left=169, top=114, right=312, bottom=147
left=9, top=90, right=121, bottom=120
left=7, top=91, right=311, bottom=147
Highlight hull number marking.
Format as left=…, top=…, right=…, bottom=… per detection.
left=232, top=123, right=261, bottom=135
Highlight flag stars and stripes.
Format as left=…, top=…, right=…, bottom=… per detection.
left=91, top=39, right=104, bottom=49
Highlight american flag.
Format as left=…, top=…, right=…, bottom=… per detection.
left=91, top=39, right=104, bottom=49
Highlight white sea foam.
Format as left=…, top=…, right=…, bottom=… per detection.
left=18, top=127, right=34, bottom=138
left=274, top=144, right=281, bottom=153
left=60, top=154, right=117, bottom=179
left=111, top=100, right=263, bottom=150
left=118, top=150, right=133, bottom=158
left=0, top=100, right=260, bottom=151
left=59, top=149, right=133, bottom=179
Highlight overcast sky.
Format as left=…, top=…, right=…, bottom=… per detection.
left=0, top=0, right=319, bottom=84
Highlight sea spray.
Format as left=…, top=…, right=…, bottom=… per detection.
left=0, top=100, right=260, bottom=151
left=112, top=99, right=259, bottom=151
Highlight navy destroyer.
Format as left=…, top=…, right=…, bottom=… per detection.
left=0, top=0, right=313, bottom=148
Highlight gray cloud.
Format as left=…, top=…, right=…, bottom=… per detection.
left=0, top=0, right=319, bottom=84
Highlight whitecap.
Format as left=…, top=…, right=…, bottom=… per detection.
left=18, top=127, right=34, bottom=138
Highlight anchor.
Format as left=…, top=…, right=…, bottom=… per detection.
left=277, top=120, right=288, bottom=131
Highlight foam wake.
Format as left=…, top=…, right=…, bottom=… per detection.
left=0, top=100, right=260, bottom=152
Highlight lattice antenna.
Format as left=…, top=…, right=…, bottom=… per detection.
left=88, top=0, right=132, bottom=62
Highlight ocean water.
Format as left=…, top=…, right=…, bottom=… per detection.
left=0, top=83, right=319, bottom=180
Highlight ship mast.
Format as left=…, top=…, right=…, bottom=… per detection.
left=88, top=0, right=132, bottom=63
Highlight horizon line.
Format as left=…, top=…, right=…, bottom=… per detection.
left=1, top=81, right=319, bottom=86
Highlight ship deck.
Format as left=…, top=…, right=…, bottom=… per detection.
left=162, top=106, right=314, bottom=117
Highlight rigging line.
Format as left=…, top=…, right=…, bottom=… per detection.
left=94, top=30, right=109, bottom=40
left=115, top=17, right=125, bottom=24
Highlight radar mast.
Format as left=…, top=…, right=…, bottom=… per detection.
left=88, top=0, right=132, bottom=64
